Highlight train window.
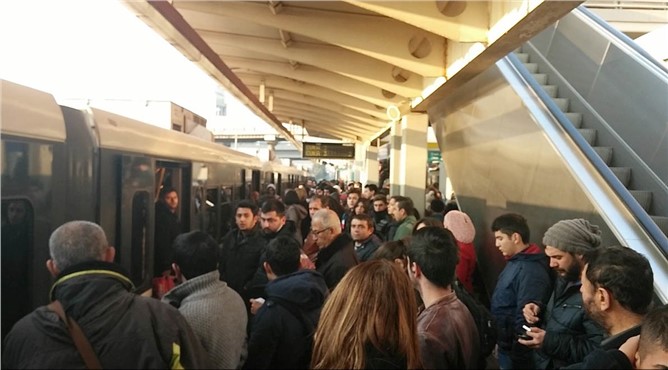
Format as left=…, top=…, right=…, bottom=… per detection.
left=130, top=191, right=149, bottom=286
left=205, top=188, right=219, bottom=239
left=1, top=199, right=33, bottom=339
left=219, top=186, right=234, bottom=237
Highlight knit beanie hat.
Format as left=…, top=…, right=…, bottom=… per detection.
left=542, top=219, right=602, bottom=255
left=443, top=210, right=475, bottom=244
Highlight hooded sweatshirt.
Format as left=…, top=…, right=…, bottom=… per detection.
left=244, top=269, right=328, bottom=369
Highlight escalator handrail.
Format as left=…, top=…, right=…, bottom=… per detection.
left=507, top=52, right=668, bottom=257
left=576, top=6, right=668, bottom=75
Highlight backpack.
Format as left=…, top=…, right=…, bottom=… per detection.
left=453, top=279, right=497, bottom=367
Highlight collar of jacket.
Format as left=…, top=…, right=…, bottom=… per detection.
left=49, top=260, right=134, bottom=301
left=317, top=233, right=353, bottom=263
left=162, top=270, right=223, bottom=306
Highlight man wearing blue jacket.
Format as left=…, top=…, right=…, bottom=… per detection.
left=491, top=213, right=553, bottom=369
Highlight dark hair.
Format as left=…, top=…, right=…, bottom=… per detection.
left=372, top=194, right=387, bottom=204
left=372, top=240, right=408, bottom=262
left=430, top=199, right=446, bottom=213
left=172, top=231, right=219, bottom=279
left=260, top=198, right=286, bottom=216
left=583, top=245, right=653, bottom=315
left=265, top=236, right=301, bottom=276
left=347, top=188, right=361, bottom=196
left=395, top=196, right=414, bottom=216
left=351, top=213, right=374, bottom=229
left=412, top=217, right=443, bottom=234
left=407, top=227, right=459, bottom=288
left=491, top=213, right=530, bottom=243
left=159, top=186, right=177, bottom=199
left=236, top=200, right=258, bottom=215
left=354, top=199, right=370, bottom=215
left=639, top=305, right=668, bottom=357
left=364, top=184, right=378, bottom=193
left=283, top=189, right=301, bottom=206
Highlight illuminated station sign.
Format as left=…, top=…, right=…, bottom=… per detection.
left=302, top=142, right=355, bottom=159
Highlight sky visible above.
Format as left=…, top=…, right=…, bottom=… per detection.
left=0, top=0, right=222, bottom=119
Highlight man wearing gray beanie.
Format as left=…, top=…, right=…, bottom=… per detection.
left=517, top=219, right=606, bottom=369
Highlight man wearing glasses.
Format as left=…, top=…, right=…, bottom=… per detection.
left=310, top=209, right=358, bottom=291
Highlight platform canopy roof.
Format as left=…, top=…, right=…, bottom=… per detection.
left=123, top=0, right=583, bottom=148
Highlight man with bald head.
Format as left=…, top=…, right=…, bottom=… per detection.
left=310, top=209, right=358, bottom=290
left=2, top=221, right=210, bottom=369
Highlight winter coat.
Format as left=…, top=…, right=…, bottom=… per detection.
left=315, top=233, right=359, bottom=290
left=219, top=224, right=267, bottom=301
left=491, top=244, right=552, bottom=367
left=154, top=201, right=181, bottom=276
left=354, top=234, right=383, bottom=262
left=561, top=325, right=640, bottom=370
left=533, top=277, right=605, bottom=369
left=163, top=270, right=248, bottom=369
left=455, top=240, right=477, bottom=294
left=364, top=344, right=408, bottom=369
left=392, top=215, right=417, bottom=241
left=417, top=291, right=481, bottom=369
left=2, top=261, right=211, bottom=369
left=244, top=270, right=328, bottom=369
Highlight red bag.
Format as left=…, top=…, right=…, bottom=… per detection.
left=152, top=275, right=175, bottom=299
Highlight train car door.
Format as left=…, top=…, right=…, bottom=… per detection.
left=118, top=155, right=154, bottom=291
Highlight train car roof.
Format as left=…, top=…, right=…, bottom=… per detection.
left=263, top=162, right=305, bottom=176
left=89, top=107, right=264, bottom=169
left=1, top=80, right=66, bottom=142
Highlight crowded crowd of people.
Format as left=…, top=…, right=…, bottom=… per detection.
left=2, top=179, right=665, bottom=369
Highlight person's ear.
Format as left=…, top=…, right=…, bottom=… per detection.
left=598, top=286, right=612, bottom=311
left=46, top=259, right=59, bottom=278
left=104, top=246, right=116, bottom=262
left=263, top=261, right=272, bottom=275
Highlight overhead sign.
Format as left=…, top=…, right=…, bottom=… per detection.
left=303, top=142, right=355, bottom=159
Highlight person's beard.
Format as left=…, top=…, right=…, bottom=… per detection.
left=562, top=260, right=582, bottom=282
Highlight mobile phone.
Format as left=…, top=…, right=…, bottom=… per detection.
left=519, top=325, right=532, bottom=340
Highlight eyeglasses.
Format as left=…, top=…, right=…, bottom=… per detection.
left=311, top=227, right=331, bottom=236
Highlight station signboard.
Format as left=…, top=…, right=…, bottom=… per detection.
left=302, top=142, right=355, bottom=159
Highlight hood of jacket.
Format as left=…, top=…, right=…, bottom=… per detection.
left=265, top=269, right=328, bottom=310
left=50, top=260, right=134, bottom=319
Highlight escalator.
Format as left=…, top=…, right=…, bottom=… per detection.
left=428, top=6, right=668, bottom=303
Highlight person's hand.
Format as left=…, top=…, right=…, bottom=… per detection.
left=619, top=335, right=639, bottom=366
left=523, top=302, right=541, bottom=324
left=249, top=298, right=265, bottom=315
left=517, top=327, right=546, bottom=349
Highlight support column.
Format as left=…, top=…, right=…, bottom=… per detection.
left=389, top=120, right=402, bottom=195
left=399, top=114, right=428, bottom=215
left=353, top=143, right=365, bottom=182
left=361, top=144, right=379, bottom=186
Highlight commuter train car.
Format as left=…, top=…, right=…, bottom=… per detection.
left=1, top=80, right=307, bottom=338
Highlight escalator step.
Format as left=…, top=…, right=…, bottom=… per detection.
left=651, top=216, right=668, bottom=237
left=610, top=167, right=632, bottom=188
left=543, top=85, right=559, bottom=98
left=565, top=112, right=582, bottom=128
left=578, top=129, right=597, bottom=145
left=630, top=190, right=653, bottom=212
left=553, top=98, right=570, bottom=112
left=594, top=146, right=613, bottom=165
left=524, top=63, right=539, bottom=73
left=532, top=73, right=548, bottom=84
left=515, top=53, right=530, bottom=63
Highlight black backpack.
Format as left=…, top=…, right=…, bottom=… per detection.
left=453, top=279, right=497, bottom=367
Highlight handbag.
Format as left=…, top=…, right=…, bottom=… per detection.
left=48, top=300, right=102, bottom=369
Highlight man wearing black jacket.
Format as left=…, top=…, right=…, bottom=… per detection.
left=311, top=209, right=358, bottom=291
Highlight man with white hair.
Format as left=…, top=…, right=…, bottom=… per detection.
left=311, top=209, right=358, bottom=290
left=2, top=221, right=211, bottom=369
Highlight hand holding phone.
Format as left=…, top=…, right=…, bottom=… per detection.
left=518, top=325, right=532, bottom=340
